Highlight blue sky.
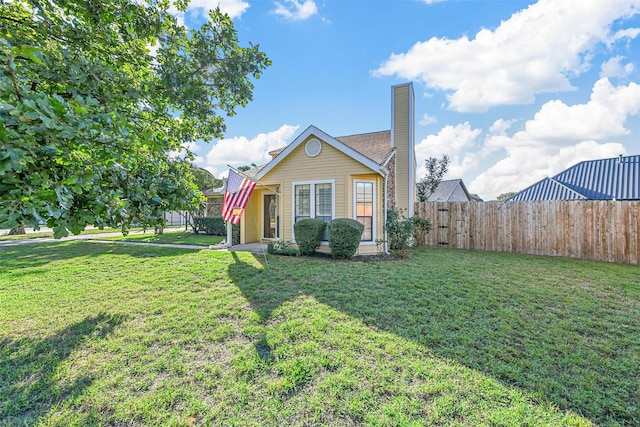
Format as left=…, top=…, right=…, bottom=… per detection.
left=178, top=0, right=640, bottom=200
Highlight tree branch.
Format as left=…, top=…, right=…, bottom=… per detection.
left=5, top=52, right=23, bottom=101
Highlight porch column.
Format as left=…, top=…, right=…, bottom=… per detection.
left=226, top=220, right=233, bottom=248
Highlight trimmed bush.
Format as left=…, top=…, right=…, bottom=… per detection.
left=293, top=218, right=326, bottom=256
left=327, top=218, right=364, bottom=259
left=192, top=216, right=226, bottom=235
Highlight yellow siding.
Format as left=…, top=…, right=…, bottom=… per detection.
left=393, top=84, right=410, bottom=214
left=241, top=189, right=262, bottom=244
left=247, top=135, right=383, bottom=247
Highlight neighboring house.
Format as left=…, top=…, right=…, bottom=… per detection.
left=426, top=179, right=473, bottom=202
left=203, top=183, right=226, bottom=216
left=508, top=154, right=640, bottom=201
left=224, top=83, right=417, bottom=255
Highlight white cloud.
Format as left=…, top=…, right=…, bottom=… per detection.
left=169, top=0, right=250, bottom=26
left=469, top=78, right=639, bottom=200
left=488, top=118, right=516, bottom=135
left=471, top=141, right=625, bottom=200
left=200, top=124, right=299, bottom=178
left=600, top=56, right=635, bottom=78
left=419, top=113, right=437, bottom=126
left=375, top=0, right=640, bottom=112
left=415, top=122, right=482, bottom=179
left=187, top=0, right=249, bottom=19
left=273, top=0, right=318, bottom=20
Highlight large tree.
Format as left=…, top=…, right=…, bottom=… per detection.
left=190, top=165, right=222, bottom=193
left=0, top=0, right=269, bottom=237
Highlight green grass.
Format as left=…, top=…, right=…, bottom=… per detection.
left=0, top=227, right=146, bottom=241
left=96, top=231, right=225, bottom=246
left=1, top=243, right=638, bottom=426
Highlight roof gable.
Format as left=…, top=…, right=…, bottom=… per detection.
left=256, top=125, right=386, bottom=180
left=509, top=177, right=588, bottom=201
left=510, top=155, right=640, bottom=201
left=427, top=179, right=472, bottom=201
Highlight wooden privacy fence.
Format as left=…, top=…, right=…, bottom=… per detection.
left=414, top=201, right=640, bottom=264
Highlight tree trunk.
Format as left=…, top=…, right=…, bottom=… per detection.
left=8, top=225, right=26, bottom=235
left=154, top=227, right=164, bottom=235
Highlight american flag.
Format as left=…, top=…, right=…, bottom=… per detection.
left=222, top=169, right=257, bottom=225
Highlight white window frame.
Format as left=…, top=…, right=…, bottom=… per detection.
left=292, top=179, right=335, bottom=243
left=353, top=180, right=376, bottom=244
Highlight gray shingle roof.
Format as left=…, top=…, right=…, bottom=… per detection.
left=427, top=179, right=472, bottom=202
left=508, top=154, right=640, bottom=201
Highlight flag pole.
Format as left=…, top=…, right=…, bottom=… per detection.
left=226, top=218, right=233, bottom=248
left=227, top=165, right=280, bottom=196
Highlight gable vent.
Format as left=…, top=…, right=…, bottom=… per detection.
left=305, top=138, right=322, bottom=157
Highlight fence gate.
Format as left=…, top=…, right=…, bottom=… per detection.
left=437, top=205, right=449, bottom=246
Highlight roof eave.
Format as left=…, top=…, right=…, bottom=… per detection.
left=256, top=125, right=384, bottom=180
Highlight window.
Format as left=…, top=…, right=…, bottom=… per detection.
left=295, top=184, right=310, bottom=222
left=293, top=180, right=334, bottom=241
left=355, top=181, right=374, bottom=241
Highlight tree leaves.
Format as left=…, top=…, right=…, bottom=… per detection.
left=417, top=155, right=450, bottom=202
left=0, top=0, right=269, bottom=235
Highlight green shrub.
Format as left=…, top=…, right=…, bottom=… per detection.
left=385, top=207, right=431, bottom=256
left=192, top=216, right=225, bottom=235
left=267, top=239, right=299, bottom=256
left=327, top=218, right=364, bottom=259
left=293, top=218, right=326, bottom=256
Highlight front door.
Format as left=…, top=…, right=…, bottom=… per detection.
left=263, top=194, right=277, bottom=239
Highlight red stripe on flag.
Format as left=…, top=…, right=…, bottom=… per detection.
left=222, top=170, right=257, bottom=225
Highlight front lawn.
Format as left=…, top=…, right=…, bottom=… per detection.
left=0, top=227, right=147, bottom=241
left=1, top=243, right=638, bottom=426
left=96, top=231, right=225, bottom=246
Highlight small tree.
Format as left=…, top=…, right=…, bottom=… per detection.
left=496, top=192, right=517, bottom=201
left=417, top=155, right=450, bottom=202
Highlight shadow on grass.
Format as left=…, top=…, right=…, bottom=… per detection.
left=0, top=241, right=198, bottom=270
left=228, top=248, right=640, bottom=426
left=0, top=313, right=124, bottom=424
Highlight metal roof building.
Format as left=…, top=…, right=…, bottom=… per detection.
left=508, top=154, right=640, bottom=201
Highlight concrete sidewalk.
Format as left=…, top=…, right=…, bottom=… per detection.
left=0, top=230, right=268, bottom=254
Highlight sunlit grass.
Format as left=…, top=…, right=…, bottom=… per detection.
left=0, top=227, right=148, bottom=241
left=95, top=231, right=225, bottom=246
left=1, top=242, right=638, bottom=426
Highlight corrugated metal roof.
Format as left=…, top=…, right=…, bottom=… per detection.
left=508, top=154, right=640, bottom=201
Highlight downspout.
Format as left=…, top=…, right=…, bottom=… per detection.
left=380, top=149, right=395, bottom=256
left=380, top=165, right=390, bottom=255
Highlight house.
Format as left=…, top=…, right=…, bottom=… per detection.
left=427, top=179, right=473, bottom=202
left=203, top=183, right=225, bottom=216
left=225, top=83, right=417, bottom=255
left=507, top=154, right=640, bottom=201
